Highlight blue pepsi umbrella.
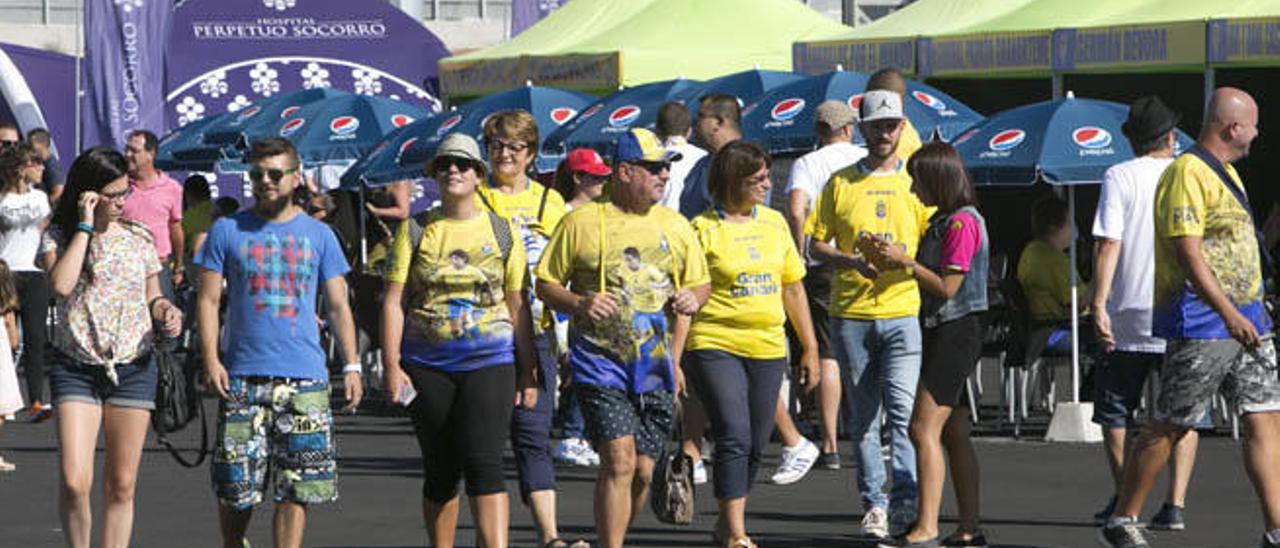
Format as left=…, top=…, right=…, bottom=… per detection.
left=740, top=70, right=984, bottom=155
left=337, top=121, right=430, bottom=187
left=951, top=94, right=1194, bottom=185
left=169, top=88, right=353, bottom=164
left=156, top=115, right=226, bottom=171
left=391, top=84, right=596, bottom=179
left=688, top=69, right=805, bottom=118
left=239, top=94, right=429, bottom=164
left=541, top=78, right=706, bottom=161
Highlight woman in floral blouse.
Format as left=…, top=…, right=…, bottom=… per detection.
left=47, top=147, right=182, bottom=548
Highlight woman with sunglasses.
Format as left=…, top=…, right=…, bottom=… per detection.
left=685, top=141, right=820, bottom=548
left=477, top=110, right=582, bottom=548
left=47, top=147, right=182, bottom=548
left=0, top=143, right=54, bottom=422
left=382, top=133, right=538, bottom=548
left=868, top=143, right=989, bottom=548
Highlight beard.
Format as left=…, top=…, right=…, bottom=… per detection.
left=254, top=191, right=292, bottom=218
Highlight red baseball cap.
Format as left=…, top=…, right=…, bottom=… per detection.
left=565, top=148, right=612, bottom=177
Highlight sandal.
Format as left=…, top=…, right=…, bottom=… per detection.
left=726, top=537, right=758, bottom=548
left=543, top=540, right=569, bottom=548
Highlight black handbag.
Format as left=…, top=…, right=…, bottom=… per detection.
left=649, top=399, right=695, bottom=525
left=151, top=336, right=209, bottom=468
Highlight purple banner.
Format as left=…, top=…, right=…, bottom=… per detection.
left=0, top=42, right=76, bottom=171
left=164, top=0, right=448, bottom=130
left=81, top=0, right=172, bottom=150
left=511, top=0, right=565, bottom=37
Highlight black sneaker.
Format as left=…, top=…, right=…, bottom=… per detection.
left=1148, top=503, right=1184, bottom=531
left=1262, top=533, right=1280, bottom=548
left=1098, top=521, right=1150, bottom=548
left=877, top=535, right=939, bottom=548
left=1093, top=496, right=1118, bottom=526
left=817, top=451, right=840, bottom=470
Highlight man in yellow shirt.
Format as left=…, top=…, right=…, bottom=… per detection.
left=1102, top=88, right=1280, bottom=548
left=866, top=67, right=923, bottom=161
left=536, top=128, right=710, bottom=548
left=806, top=89, right=933, bottom=539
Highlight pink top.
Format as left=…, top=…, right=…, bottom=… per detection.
left=940, top=211, right=982, bottom=273
left=121, top=172, right=183, bottom=260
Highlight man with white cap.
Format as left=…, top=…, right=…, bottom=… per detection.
left=805, top=89, right=933, bottom=539
left=771, top=99, right=868, bottom=484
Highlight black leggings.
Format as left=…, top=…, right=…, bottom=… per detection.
left=15, top=271, right=48, bottom=404
left=406, top=363, right=515, bottom=503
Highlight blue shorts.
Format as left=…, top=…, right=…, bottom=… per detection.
left=1092, top=351, right=1161, bottom=428
left=49, top=350, right=156, bottom=410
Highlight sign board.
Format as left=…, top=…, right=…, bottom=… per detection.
left=918, top=31, right=1053, bottom=77
left=1208, top=17, right=1280, bottom=65
left=1052, top=21, right=1204, bottom=72
left=792, top=37, right=916, bottom=75
left=439, top=52, right=621, bottom=98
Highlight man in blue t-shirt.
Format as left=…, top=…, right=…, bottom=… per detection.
left=195, top=137, right=361, bottom=548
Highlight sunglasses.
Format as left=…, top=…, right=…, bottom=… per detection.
left=632, top=161, right=670, bottom=176
left=434, top=156, right=478, bottom=174
left=248, top=166, right=300, bottom=183
left=0, top=140, right=16, bottom=149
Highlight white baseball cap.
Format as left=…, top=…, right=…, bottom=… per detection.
left=859, top=90, right=905, bottom=122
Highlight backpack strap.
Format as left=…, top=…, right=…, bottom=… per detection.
left=536, top=183, right=550, bottom=224
left=487, top=211, right=513, bottom=263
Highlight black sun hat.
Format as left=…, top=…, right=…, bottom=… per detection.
left=1122, top=96, right=1181, bottom=143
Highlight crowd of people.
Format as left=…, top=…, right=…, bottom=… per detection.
left=0, top=70, right=1278, bottom=548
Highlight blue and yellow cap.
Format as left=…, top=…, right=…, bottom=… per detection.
left=613, top=128, right=683, bottom=164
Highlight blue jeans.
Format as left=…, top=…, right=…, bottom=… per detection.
left=831, top=316, right=922, bottom=512
left=510, top=332, right=558, bottom=501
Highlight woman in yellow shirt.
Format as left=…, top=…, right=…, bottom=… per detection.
left=686, top=141, right=820, bottom=548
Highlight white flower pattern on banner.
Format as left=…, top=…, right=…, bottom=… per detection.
left=412, top=182, right=426, bottom=201
left=249, top=63, right=280, bottom=96
left=175, top=96, right=206, bottom=126
left=227, top=95, right=252, bottom=113
left=263, top=0, right=296, bottom=11
left=538, top=0, right=562, bottom=10
left=300, top=62, right=331, bottom=89
left=114, top=0, right=144, bottom=13
left=352, top=68, right=383, bottom=95
left=199, top=71, right=229, bottom=98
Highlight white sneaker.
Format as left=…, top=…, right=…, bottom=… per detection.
left=577, top=439, right=601, bottom=467
left=861, top=506, right=890, bottom=539
left=770, top=438, right=819, bottom=485
left=693, top=460, right=708, bottom=485
left=554, top=438, right=594, bottom=467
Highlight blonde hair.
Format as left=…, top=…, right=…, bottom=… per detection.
left=482, top=110, right=540, bottom=153
left=0, top=260, right=18, bottom=314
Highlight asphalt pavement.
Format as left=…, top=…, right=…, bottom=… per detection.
left=0, top=395, right=1264, bottom=548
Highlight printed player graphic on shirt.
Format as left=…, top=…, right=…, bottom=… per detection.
left=610, top=247, right=672, bottom=363
left=424, top=249, right=497, bottom=339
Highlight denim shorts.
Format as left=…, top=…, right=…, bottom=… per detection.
left=48, top=350, right=157, bottom=410
left=1092, top=351, right=1161, bottom=428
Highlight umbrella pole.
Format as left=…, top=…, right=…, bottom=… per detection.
left=359, top=183, right=368, bottom=266
left=1069, top=184, right=1080, bottom=403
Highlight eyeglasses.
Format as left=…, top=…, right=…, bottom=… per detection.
left=0, top=140, right=16, bottom=149
left=434, top=157, right=477, bottom=174
left=632, top=161, right=669, bottom=176
left=100, top=187, right=132, bottom=202
left=488, top=140, right=529, bottom=153
left=248, top=166, right=300, bottom=183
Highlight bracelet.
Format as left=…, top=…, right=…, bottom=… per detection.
left=342, top=363, right=362, bottom=374
left=75, top=222, right=94, bottom=234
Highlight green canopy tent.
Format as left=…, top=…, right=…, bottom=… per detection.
left=438, top=0, right=850, bottom=100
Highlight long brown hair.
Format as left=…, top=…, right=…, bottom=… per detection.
left=0, top=260, right=18, bottom=314
left=708, top=140, right=771, bottom=209
left=906, top=142, right=976, bottom=213
left=0, top=142, right=36, bottom=194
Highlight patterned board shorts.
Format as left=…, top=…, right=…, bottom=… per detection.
left=1155, top=337, right=1280, bottom=427
left=576, top=384, right=673, bottom=458
left=212, top=377, right=337, bottom=510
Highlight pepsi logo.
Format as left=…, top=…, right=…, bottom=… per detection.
left=608, top=105, right=641, bottom=128
left=988, top=129, right=1026, bottom=151
left=235, top=105, right=262, bottom=124
left=280, top=106, right=301, bottom=119
left=912, top=91, right=947, bottom=111
left=330, top=116, right=361, bottom=135
left=391, top=114, right=414, bottom=128
left=848, top=94, right=864, bottom=111
left=1072, top=126, right=1112, bottom=149
left=770, top=98, right=806, bottom=122
left=396, top=137, right=419, bottom=161
left=435, top=114, right=463, bottom=137
left=550, top=107, right=577, bottom=125
left=279, top=118, right=306, bottom=137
